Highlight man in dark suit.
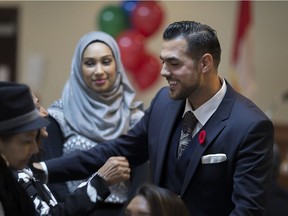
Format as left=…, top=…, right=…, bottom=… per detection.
left=37, top=21, right=274, bottom=215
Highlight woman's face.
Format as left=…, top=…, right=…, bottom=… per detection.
left=82, top=42, right=117, bottom=93
left=125, top=195, right=151, bottom=216
left=0, top=131, right=39, bottom=169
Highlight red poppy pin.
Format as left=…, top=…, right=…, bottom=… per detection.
left=198, top=130, right=206, bottom=145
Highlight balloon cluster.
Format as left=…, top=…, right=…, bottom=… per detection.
left=98, top=0, right=165, bottom=90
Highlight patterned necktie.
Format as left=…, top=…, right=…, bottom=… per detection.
left=177, top=111, right=198, bottom=158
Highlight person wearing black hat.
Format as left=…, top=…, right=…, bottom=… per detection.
left=0, top=82, right=131, bottom=216
left=0, top=81, right=49, bottom=215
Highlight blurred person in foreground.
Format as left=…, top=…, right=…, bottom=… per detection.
left=125, top=183, right=190, bottom=216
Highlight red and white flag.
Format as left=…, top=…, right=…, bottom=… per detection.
left=230, top=0, right=255, bottom=99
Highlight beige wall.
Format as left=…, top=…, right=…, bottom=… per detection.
left=1, top=1, right=288, bottom=123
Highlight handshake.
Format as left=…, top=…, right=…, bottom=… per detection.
left=30, top=162, right=47, bottom=184
left=31, top=156, right=131, bottom=186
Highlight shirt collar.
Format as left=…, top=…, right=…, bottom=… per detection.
left=183, top=77, right=227, bottom=127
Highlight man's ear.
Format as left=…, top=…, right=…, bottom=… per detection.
left=200, top=53, right=213, bottom=73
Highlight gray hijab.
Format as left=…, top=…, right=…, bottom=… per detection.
left=52, top=31, right=141, bottom=142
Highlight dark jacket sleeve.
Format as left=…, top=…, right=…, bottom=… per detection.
left=40, top=115, right=70, bottom=202
left=48, top=173, right=110, bottom=216
left=41, top=116, right=64, bottom=160
left=44, top=89, right=163, bottom=183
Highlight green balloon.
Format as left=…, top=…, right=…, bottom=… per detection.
left=98, top=5, right=129, bottom=38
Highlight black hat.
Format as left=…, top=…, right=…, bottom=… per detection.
left=0, top=82, right=49, bottom=134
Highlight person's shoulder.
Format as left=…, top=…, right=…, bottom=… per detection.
left=49, top=98, right=63, bottom=109
left=130, top=108, right=144, bottom=128
left=47, top=99, right=63, bottom=117
left=225, top=84, right=269, bottom=120
left=235, top=93, right=270, bottom=121
left=47, top=99, right=65, bottom=129
left=153, top=86, right=171, bottom=100
left=45, top=115, right=61, bottom=131
left=158, top=86, right=169, bottom=93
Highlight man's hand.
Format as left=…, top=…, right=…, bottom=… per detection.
left=97, top=156, right=130, bottom=186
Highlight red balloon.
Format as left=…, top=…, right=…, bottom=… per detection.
left=133, top=53, right=161, bottom=90
left=131, top=1, right=164, bottom=37
left=116, top=29, right=146, bottom=71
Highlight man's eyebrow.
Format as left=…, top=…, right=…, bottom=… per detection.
left=160, top=56, right=178, bottom=61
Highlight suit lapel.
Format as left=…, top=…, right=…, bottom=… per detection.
left=180, top=113, right=226, bottom=196
left=180, top=84, right=236, bottom=196
left=154, top=100, right=185, bottom=184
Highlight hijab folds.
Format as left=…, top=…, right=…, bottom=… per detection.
left=49, top=31, right=142, bottom=143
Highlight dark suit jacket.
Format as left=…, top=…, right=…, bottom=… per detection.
left=46, top=82, right=274, bottom=216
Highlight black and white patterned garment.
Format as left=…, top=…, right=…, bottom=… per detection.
left=48, top=99, right=144, bottom=204
left=16, top=168, right=110, bottom=216
left=16, top=168, right=57, bottom=215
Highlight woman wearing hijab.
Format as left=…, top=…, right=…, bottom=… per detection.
left=41, top=31, right=148, bottom=215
